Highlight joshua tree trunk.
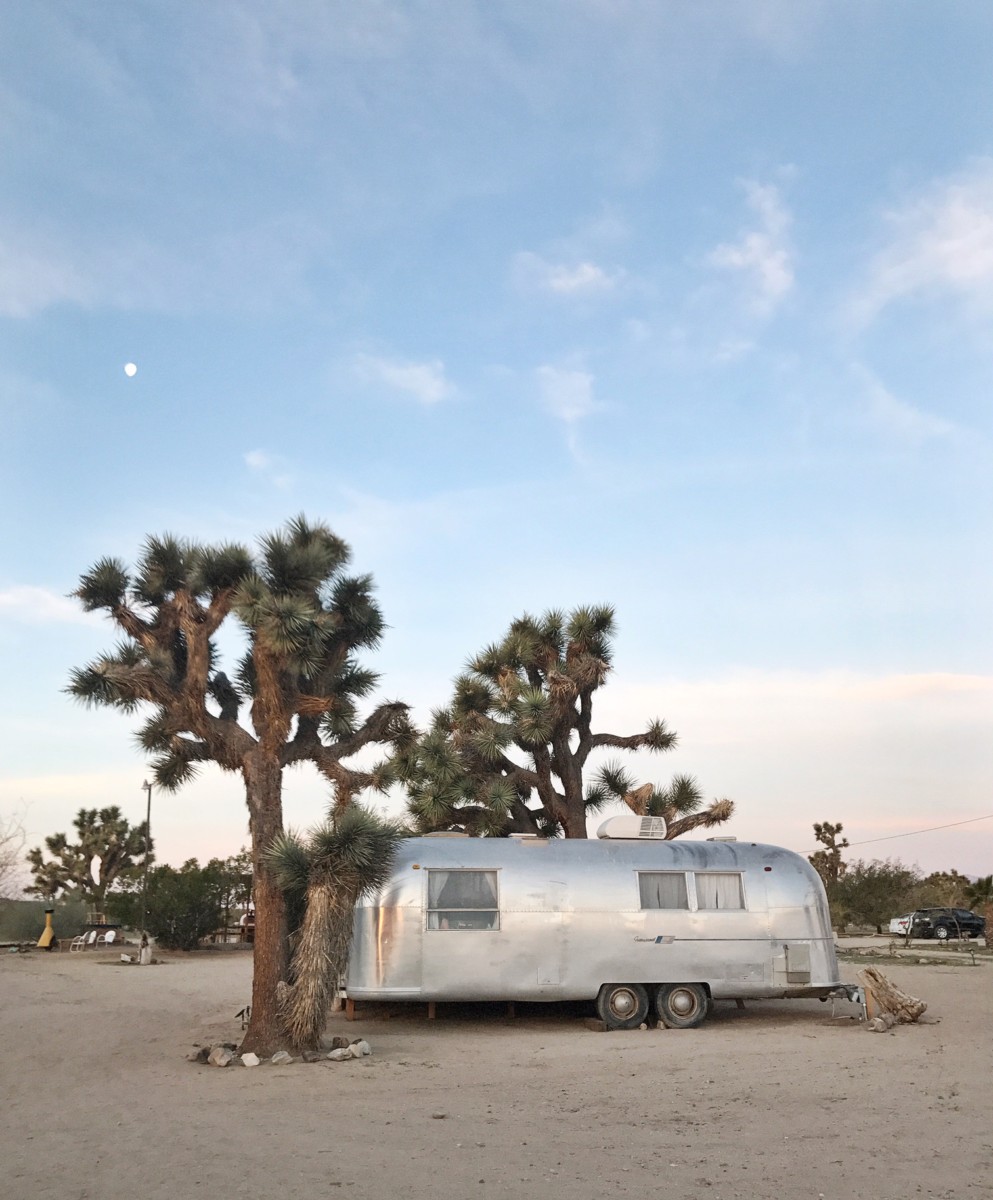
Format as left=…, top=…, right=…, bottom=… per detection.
left=240, top=759, right=289, bottom=1056
left=267, top=807, right=404, bottom=1053
left=280, top=882, right=354, bottom=1052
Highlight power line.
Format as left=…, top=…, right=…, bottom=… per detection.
left=802, top=812, right=993, bottom=856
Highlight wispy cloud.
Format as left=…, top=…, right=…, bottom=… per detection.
left=713, top=336, right=756, bottom=363
left=537, top=364, right=597, bottom=424
left=244, top=449, right=293, bottom=488
left=512, top=251, right=622, bottom=297
left=353, top=353, right=455, bottom=404
left=0, top=235, right=92, bottom=317
left=0, top=216, right=322, bottom=319
left=708, top=179, right=794, bottom=316
left=850, top=159, right=993, bottom=326
left=0, top=586, right=100, bottom=626
left=855, top=368, right=960, bottom=445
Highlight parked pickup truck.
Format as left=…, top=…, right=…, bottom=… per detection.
left=888, top=908, right=986, bottom=940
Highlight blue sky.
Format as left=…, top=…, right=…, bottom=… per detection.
left=1, top=2, right=991, bottom=879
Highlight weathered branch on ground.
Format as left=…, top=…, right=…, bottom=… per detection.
left=858, top=965, right=927, bottom=1027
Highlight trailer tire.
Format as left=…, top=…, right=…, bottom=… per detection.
left=655, top=983, right=709, bottom=1029
left=596, top=983, right=650, bottom=1030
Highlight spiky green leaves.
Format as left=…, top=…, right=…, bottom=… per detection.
left=329, top=574, right=385, bottom=650
left=265, top=831, right=313, bottom=895
left=74, top=558, right=129, bottom=611
left=594, top=759, right=637, bottom=799
left=654, top=774, right=704, bottom=816
left=258, top=515, right=350, bottom=595
left=642, top=718, right=677, bottom=752
left=194, top=543, right=255, bottom=594
left=266, top=806, right=405, bottom=898
left=515, top=686, right=552, bottom=746
left=133, top=535, right=196, bottom=605
left=452, top=674, right=497, bottom=716
left=66, top=643, right=152, bottom=711
left=566, top=604, right=615, bottom=661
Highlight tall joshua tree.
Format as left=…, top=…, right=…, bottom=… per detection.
left=400, top=605, right=728, bottom=839
left=67, top=516, right=411, bottom=1054
left=26, top=806, right=152, bottom=908
left=267, top=805, right=404, bottom=1051
left=808, top=822, right=850, bottom=891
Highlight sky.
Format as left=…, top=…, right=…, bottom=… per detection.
left=1, top=1, right=991, bottom=883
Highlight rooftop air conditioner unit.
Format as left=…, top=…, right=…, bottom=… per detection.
left=596, top=815, right=668, bottom=840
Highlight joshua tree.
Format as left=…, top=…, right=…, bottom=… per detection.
left=26, top=806, right=151, bottom=910
left=67, top=516, right=412, bottom=1055
left=400, top=605, right=729, bottom=838
left=596, top=772, right=734, bottom=839
left=808, top=821, right=849, bottom=892
left=267, top=806, right=404, bottom=1051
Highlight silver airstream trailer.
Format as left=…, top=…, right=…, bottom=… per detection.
left=345, top=816, right=845, bottom=1028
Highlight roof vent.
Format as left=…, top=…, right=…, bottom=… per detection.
left=596, top=815, right=668, bottom=840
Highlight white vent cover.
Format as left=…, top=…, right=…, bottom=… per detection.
left=596, top=815, right=668, bottom=840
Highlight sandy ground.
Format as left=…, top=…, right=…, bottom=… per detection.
left=2, top=946, right=990, bottom=1200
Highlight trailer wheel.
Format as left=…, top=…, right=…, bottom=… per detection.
left=596, top=983, right=650, bottom=1030
left=655, top=983, right=709, bottom=1029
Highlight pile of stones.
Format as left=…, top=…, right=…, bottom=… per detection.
left=188, top=1036, right=372, bottom=1067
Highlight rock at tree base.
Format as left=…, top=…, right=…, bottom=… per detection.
left=241, top=1052, right=260, bottom=1067
left=271, top=1051, right=294, bottom=1065
left=321, top=1035, right=351, bottom=1051
left=208, top=1046, right=234, bottom=1067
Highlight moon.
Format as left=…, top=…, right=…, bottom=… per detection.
left=124, top=362, right=137, bottom=377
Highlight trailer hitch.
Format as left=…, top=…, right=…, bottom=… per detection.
left=828, top=984, right=867, bottom=1021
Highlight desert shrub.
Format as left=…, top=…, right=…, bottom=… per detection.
left=833, top=859, right=921, bottom=932
left=107, top=860, right=226, bottom=951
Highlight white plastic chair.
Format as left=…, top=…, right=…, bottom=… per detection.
left=96, top=929, right=117, bottom=948
left=69, top=930, right=98, bottom=953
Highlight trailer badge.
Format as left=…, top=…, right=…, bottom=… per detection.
left=635, top=935, right=675, bottom=944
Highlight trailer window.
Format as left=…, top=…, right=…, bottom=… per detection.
left=427, top=870, right=499, bottom=930
left=638, top=872, right=689, bottom=910
left=695, top=872, right=745, bottom=910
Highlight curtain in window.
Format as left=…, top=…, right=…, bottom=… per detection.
left=427, top=870, right=499, bottom=929
left=695, top=872, right=744, bottom=910
left=639, top=872, right=689, bottom=910
left=428, top=871, right=498, bottom=909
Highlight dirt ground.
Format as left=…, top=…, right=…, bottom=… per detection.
left=2, top=947, right=990, bottom=1200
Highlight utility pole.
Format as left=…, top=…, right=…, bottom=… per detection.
left=140, top=779, right=153, bottom=964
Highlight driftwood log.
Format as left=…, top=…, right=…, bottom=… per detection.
left=858, top=966, right=927, bottom=1031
